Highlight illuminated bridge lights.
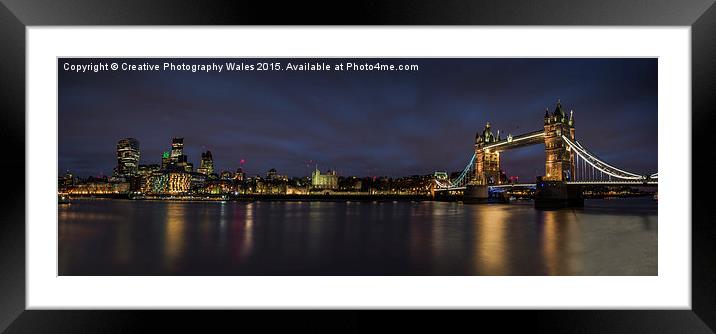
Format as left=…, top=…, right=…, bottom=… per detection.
left=436, top=133, right=656, bottom=191
left=449, top=153, right=476, bottom=187
left=482, top=130, right=546, bottom=151
left=562, top=135, right=650, bottom=181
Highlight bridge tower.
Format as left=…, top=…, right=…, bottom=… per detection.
left=465, top=122, right=501, bottom=203
left=543, top=99, right=575, bottom=181
left=474, top=122, right=501, bottom=185
left=536, top=99, right=582, bottom=208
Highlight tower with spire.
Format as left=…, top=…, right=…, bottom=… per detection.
left=474, top=122, right=501, bottom=186
left=543, top=99, right=576, bottom=181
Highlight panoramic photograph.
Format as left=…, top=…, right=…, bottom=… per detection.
left=58, top=58, right=657, bottom=276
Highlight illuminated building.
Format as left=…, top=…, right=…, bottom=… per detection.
left=66, top=182, right=113, bottom=195
left=173, top=154, right=190, bottom=172
left=311, top=168, right=338, bottom=190
left=235, top=167, right=245, bottom=181
left=138, top=164, right=161, bottom=194
left=140, top=174, right=155, bottom=193
left=161, top=137, right=192, bottom=172
left=543, top=100, right=575, bottom=181
left=166, top=172, right=191, bottom=193
left=190, top=172, right=207, bottom=191
left=266, top=168, right=288, bottom=182
left=170, top=137, right=184, bottom=163
left=161, top=151, right=171, bottom=169
left=205, top=180, right=235, bottom=194
left=112, top=182, right=130, bottom=193
left=220, top=170, right=234, bottom=180
left=66, top=175, right=131, bottom=195
left=138, top=164, right=160, bottom=177
left=254, top=179, right=286, bottom=194
left=197, top=150, right=214, bottom=175
left=59, top=171, right=75, bottom=189
left=114, top=138, right=140, bottom=177
left=286, top=186, right=308, bottom=195
left=143, top=171, right=191, bottom=194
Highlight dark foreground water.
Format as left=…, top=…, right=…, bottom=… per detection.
left=58, top=198, right=657, bottom=275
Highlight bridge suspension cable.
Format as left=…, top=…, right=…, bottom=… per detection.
left=450, top=153, right=476, bottom=187
left=562, top=135, right=649, bottom=181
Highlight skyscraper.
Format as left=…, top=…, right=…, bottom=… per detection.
left=115, top=138, right=140, bottom=177
left=170, top=137, right=184, bottom=164
left=161, top=151, right=171, bottom=169
left=166, top=137, right=190, bottom=172
left=197, top=150, right=214, bottom=175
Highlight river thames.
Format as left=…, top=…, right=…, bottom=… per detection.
left=58, top=198, right=657, bottom=276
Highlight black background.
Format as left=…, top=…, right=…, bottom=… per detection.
left=1, top=0, right=714, bottom=333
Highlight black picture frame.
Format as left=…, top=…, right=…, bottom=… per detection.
left=1, top=0, right=714, bottom=332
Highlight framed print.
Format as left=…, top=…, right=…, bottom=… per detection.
left=1, top=0, right=715, bottom=332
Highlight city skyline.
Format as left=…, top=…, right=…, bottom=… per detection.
left=59, top=58, right=657, bottom=179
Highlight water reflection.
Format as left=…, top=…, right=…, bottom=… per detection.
left=113, top=218, right=131, bottom=265
left=474, top=206, right=508, bottom=275
left=540, top=210, right=583, bottom=275
left=407, top=202, right=433, bottom=272
left=235, top=203, right=253, bottom=264
left=59, top=198, right=657, bottom=276
left=163, top=202, right=187, bottom=272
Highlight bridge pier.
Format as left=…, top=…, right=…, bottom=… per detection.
left=534, top=179, right=584, bottom=209
left=463, top=184, right=489, bottom=203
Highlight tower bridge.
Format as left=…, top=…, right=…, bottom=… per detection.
left=434, top=100, right=657, bottom=208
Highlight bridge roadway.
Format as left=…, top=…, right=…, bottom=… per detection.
left=482, top=129, right=545, bottom=152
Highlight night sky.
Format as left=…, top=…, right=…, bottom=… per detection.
left=58, top=58, right=657, bottom=180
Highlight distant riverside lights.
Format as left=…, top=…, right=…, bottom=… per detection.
left=61, top=134, right=509, bottom=197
